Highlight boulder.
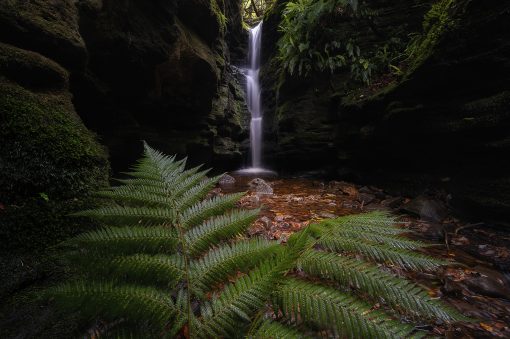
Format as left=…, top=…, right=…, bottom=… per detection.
left=249, top=178, right=274, bottom=195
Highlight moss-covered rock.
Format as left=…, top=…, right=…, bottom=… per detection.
left=0, top=42, right=68, bottom=89
left=0, top=0, right=86, bottom=69
left=0, top=78, right=109, bottom=251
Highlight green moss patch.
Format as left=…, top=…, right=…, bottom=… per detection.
left=0, top=79, right=109, bottom=251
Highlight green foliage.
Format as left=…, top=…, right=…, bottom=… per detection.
left=211, top=0, right=228, bottom=33
left=46, top=144, right=466, bottom=337
left=405, top=0, right=458, bottom=70
left=277, top=0, right=376, bottom=83
left=243, top=0, right=275, bottom=24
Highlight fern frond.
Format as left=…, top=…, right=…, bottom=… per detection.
left=175, top=174, right=223, bottom=212
left=186, top=209, right=260, bottom=257
left=299, top=250, right=464, bottom=321
left=181, top=193, right=245, bottom=228
left=96, top=185, right=172, bottom=207
left=318, top=236, right=447, bottom=270
left=274, top=278, right=418, bottom=339
left=253, top=319, right=308, bottom=339
left=309, top=211, right=404, bottom=237
left=191, top=238, right=281, bottom=294
left=114, top=177, right=165, bottom=190
left=67, top=226, right=179, bottom=255
left=74, top=206, right=175, bottom=226
left=48, top=282, right=176, bottom=327
left=84, top=254, right=185, bottom=288
left=198, top=258, right=290, bottom=338
left=171, top=168, right=211, bottom=198
left=332, top=229, right=427, bottom=250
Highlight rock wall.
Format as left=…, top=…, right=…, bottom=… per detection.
left=261, top=0, right=510, bottom=224
left=74, top=0, right=249, bottom=171
left=0, top=0, right=248, bottom=251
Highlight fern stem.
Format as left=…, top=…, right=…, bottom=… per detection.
left=177, top=221, right=194, bottom=339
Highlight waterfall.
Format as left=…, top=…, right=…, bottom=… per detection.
left=238, top=22, right=273, bottom=174
left=247, top=22, right=263, bottom=168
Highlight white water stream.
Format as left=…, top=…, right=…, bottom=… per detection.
left=238, top=22, right=274, bottom=175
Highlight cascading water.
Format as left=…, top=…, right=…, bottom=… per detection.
left=238, top=22, right=274, bottom=175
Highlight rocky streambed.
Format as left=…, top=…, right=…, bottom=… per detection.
left=218, top=174, right=510, bottom=338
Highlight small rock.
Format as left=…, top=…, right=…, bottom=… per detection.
left=400, top=195, right=448, bottom=222
left=318, top=212, right=337, bottom=219
left=463, top=267, right=510, bottom=299
left=259, top=216, right=271, bottom=229
left=219, top=174, right=236, bottom=185
left=359, top=186, right=372, bottom=194
left=381, top=197, right=405, bottom=209
left=248, top=178, right=273, bottom=195
left=358, top=193, right=376, bottom=205
left=328, top=181, right=358, bottom=196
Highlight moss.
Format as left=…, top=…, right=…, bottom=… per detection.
left=210, top=0, right=228, bottom=34
left=0, top=80, right=109, bottom=251
left=0, top=42, right=68, bottom=88
left=406, top=0, right=458, bottom=71
left=0, top=0, right=85, bottom=67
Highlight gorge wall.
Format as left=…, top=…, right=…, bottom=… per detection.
left=261, top=0, right=510, bottom=224
left=0, top=0, right=248, bottom=251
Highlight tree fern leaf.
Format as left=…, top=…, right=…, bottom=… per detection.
left=96, top=186, right=172, bottom=207
left=83, top=254, right=185, bottom=288
left=299, top=250, right=464, bottom=321
left=67, top=226, right=179, bottom=255
left=332, top=229, right=427, bottom=250
left=318, top=236, right=447, bottom=270
left=186, top=209, right=260, bottom=257
left=198, top=258, right=291, bottom=338
left=113, top=178, right=165, bottom=190
left=253, top=319, right=308, bottom=338
left=181, top=193, right=245, bottom=228
left=47, top=282, right=176, bottom=327
left=175, top=174, right=223, bottom=212
left=191, top=238, right=281, bottom=294
left=274, top=278, right=418, bottom=339
left=74, top=206, right=175, bottom=226
left=170, top=167, right=210, bottom=198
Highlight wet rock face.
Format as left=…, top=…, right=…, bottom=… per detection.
left=72, top=0, right=248, bottom=171
left=261, top=0, right=510, bottom=224
left=0, top=0, right=248, bottom=173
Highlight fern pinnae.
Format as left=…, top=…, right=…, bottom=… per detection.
left=274, top=278, right=417, bottom=339
left=298, top=250, right=463, bottom=321
left=199, top=258, right=292, bottom=338
left=73, top=206, right=175, bottom=227
left=91, top=254, right=184, bottom=288
left=171, top=167, right=211, bottom=198
left=67, top=226, right=179, bottom=255
left=175, top=174, right=223, bottom=212
left=48, top=282, right=176, bottom=327
left=318, top=236, right=447, bottom=270
left=190, top=238, right=281, bottom=293
left=186, top=208, right=260, bottom=257
left=332, top=229, right=427, bottom=250
left=252, top=319, right=308, bottom=339
left=181, top=192, right=246, bottom=228
left=96, top=186, right=172, bottom=207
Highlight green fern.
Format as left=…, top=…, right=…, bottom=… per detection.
left=46, top=143, right=466, bottom=337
